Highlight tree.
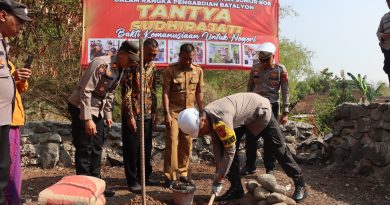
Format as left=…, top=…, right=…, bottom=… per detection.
left=347, top=72, right=385, bottom=103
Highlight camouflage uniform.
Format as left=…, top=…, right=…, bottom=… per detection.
left=121, top=61, right=157, bottom=186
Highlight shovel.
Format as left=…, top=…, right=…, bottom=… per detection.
left=208, top=193, right=216, bottom=205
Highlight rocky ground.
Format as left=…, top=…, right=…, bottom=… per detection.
left=21, top=162, right=389, bottom=205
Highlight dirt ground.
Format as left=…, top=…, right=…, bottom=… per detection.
left=22, top=162, right=390, bottom=205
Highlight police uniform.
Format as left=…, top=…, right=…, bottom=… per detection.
left=203, top=93, right=302, bottom=201
left=0, top=34, right=13, bottom=205
left=245, top=62, right=290, bottom=173
left=162, top=62, right=203, bottom=181
left=377, top=9, right=390, bottom=85
left=121, top=61, right=157, bottom=187
left=68, top=55, right=123, bottom=177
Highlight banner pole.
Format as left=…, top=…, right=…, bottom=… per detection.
left=139, top=37, right=146, bottom=205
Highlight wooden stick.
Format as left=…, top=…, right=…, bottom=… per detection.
left=139, top=37, right=146, bottom=205
left=208, top=193, right=216, bottom=205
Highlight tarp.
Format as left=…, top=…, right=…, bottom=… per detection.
left=81, top=0, right=279, bottom=69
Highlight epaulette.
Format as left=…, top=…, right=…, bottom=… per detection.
left=191, top=63, right=201, bottom=68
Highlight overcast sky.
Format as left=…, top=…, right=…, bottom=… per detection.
left=279, top=0, right=387, bottom=84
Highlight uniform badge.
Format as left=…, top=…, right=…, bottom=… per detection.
left=213, top=121, right=236, bottom=148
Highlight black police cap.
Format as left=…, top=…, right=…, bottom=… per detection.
left=119, top=40, right=140, bottom=62
left=0, top=0, right=32, bottom=22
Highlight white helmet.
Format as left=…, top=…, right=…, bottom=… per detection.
left=178, top=108, right=199, bottom=138
left=258, top=42, right=276, bottom=54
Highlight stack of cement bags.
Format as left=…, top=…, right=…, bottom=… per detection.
left=38, top=175, right=106, bottom=205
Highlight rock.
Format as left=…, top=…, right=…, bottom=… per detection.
left=40, top=143, right=60, bottom=169
left=358, top=160, right=375, bottom=176
left=107, top=129, right=121, bottom=140
left=154, top=124, right=166, bottom=132
left=323, top=133, right=334, bottom=142
left=371, top=109, right=382, bottom=120
left=57, top=128, right=71, bottom=136
left=253, top=185, right=270, bottom=200
left=21, top=144, right=38, bottom=157
left=58, top=146, right=73, bottom=167
left=274, top=184, right=287, bottom=195
left=239, top=192, right=257, bottom=205
left=267, top=193, right=296, bottom=205
left=107, top=153, right=123, bottom=166
left=34, top=124, right=51, bottom=133
left=203, top=135, right=212, bottom=145
left=357, top=117, right=370, bottom=132
left=27, top=134, right=40, bottom=144
left=285, top=135, right=295, bottom=144
left=383, top=109, right=390, bottom=121
left=256, top=174, right=277, bottom=192
left=286, top=144, right=296, bottom=156
left=245, top=180, right=259, bottom=194
left=256, top=200, right=268, bottom=205
left=48, top=134, right=62, bottom=143
left=21, top=128, right=34, bottom=137
left=364, top=142, right=390, bottom=167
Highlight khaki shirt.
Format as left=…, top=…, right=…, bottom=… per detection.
left=121, top=61, right=157, bottom=120
left=68, top=56, right=123, bottom=120
left=247, top=63, right=290, bottom=113
left=162, top=62, right=203, bottom=118
left=378, top=11, right=390, bottom=49
left=203, top=92, right=272, bottom=183
left=0, top=35, right=14, bottom=126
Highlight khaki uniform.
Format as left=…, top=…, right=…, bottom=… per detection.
left=68, top=55, right=123, bottom=177
left=163, top=62, right=203, bottom=180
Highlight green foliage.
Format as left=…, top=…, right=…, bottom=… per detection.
left=347, top=72, right=385, bottom=103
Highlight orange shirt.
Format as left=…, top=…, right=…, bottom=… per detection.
left=9, top=62, right=29, bottom=126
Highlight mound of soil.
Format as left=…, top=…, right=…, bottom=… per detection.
left=126, top=195, right=167, bottom=205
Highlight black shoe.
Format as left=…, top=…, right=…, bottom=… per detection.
left=240, top=166, right=256, bottom=176
left=266, top=170, right=275, bottom=175
left=164, top=180, right=174, bottom=188
left=146, top=178, right=160, bottom=186
left=293, top=176, right=307, bottom=202
left=128, top=182, right=142, bottom=194
left=215, top=187, right=244, bottom=202
left=103, top=189, right=115, bottom=197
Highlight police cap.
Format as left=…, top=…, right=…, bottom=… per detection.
left=0, top=0, right=32, bottom=22
left=119, top=40, right=140, bottom=62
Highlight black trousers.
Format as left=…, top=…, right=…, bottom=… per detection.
left=68, top=103, right=105, bottom=177
left=228, top=115, right=301, bottom=190
left=122, top=118, right=153, bottom=187
left=381, top=48, right=390, bottom=86
left=245, top=102, right=279, bottom=171
left=0, top=125, right=11, bottom=204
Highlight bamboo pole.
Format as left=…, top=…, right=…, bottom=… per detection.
left=139, top=37, right=146, bottom=205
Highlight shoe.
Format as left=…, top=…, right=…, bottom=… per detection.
left=292, top=176, right=307, bottom=202
left=215, top=187, right=244, bottom=202
left=146, top=178, right=160, bottom=186
left=164, top=180, right=174, bottom=188
left=103, top=189, right=115, bottom=197
left=128, top=182, right=142, bottom=194
left=266, top=169, right=275, bottom=175
left=240, top=166, right=256, bottom=176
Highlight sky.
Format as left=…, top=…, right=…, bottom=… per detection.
left=279, top=0, right=388, bottom=84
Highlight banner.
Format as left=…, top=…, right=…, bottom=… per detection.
left=81, top=0, right=279, bottom=69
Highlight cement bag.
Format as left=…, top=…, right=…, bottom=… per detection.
left=38, top=175, right=106, bottom=205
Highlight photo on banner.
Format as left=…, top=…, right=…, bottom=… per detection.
left=154, top=39, right=166, bottom=63
left=207, top=42, right=241, bottom=66
left=168, top=40, right=205, bottom=64
left=88, top=38, right=126, bottom=62
left=243, top=44, right=262, bottom=66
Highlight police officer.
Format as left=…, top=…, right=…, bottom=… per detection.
left=178, top=93, right=307, bottom=203
left=121, top=38, right=159, bottom=193
left=378, top=0, right=390, bottom=87
left=241, top=42, right=290, bottom=176
left=0, top=0, right=31, bottom=203
left=162, top=43, right=204, bottom=187
left=68, top=41, right=139, bottom=197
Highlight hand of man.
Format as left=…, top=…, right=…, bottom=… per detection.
left=129, top=117, right=137, bottom=132
left=105, top=119, right=113, bottom=128
left=212, top=182, right=223, bottom=196
left=85, top=119, right=97, bottom=136
left=280, top=113, right=288, bottom=125
left=165, top=114, right=172, bottom=128
left=14, top=68, right=32, bottom=82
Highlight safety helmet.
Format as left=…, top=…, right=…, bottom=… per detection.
left=258, top=42, right=276, bottom=54
left=178, top=108, right=199, bottom=138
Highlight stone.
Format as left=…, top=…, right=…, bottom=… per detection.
left=198, top=150, right=214, bottom=161
left=57, top=128, right=71, bottom=136
left=357, top=117, right=371, bottom=132
left=379, top=103, right=390, bottom=111
left=358, top=159, right=375, bottom=176
left=383, top=164, right=390, bottom=184
left=154, top=124, right=166, bottom=132
left=27, top=134, right=40, bottom=144
left=253, top=185, right=270, bottom=200
left=324, top=133, right=334, bottom=142
left=335, top=103, right=352, bottom=119
left=286, top=143, right=296, bottom=156
left=382, top=121, right=390, bottom=130
left=329, top=147, right=350, bottom=164
left=40, top=143, right=60, bottom=169
left=107, top=129, right=121, bottom=140
left=245, top=180, right=259, bottom=194
left=58, top=146, right=73, bottom=167
left=202, top=135, right=212, bottom=145
left=364, top=142, right=390, bottom=167
left=239, top=192, right=258, bottom=205
left=383, top=110, right=390, bottom=121
left=371, top=109, right=382, bottom=120
left=34, top=124, right=51, bottom=133
left=151, top=151, right=164, bottom=164
left=274, top=184, right=287, bottom=195
left=107, top=153, right=123, bottom=166
left=285, top=135, right=296, bottom=144
left=267, top=193, right=296, bottom=205
left=48, top=134, right=62, bottom=143
left=256, top=174, right=277, bottom=192
left=43, top=121, right=54, bottom=127
left=257, top=200, right=268, bottom=205
left=63, top=142, right=73, bottom=151
left=21, top=128, right=34, bottom=137
left=370, top=129, right=390, bottom=142
left=353, top=131, right=363, bottom=140
left=21, top=144, right=38, bottom=157
left=350, top=142, right=364, bottom=160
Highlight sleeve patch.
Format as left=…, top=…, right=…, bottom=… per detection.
left=213, top=121, right=236, bottom=148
